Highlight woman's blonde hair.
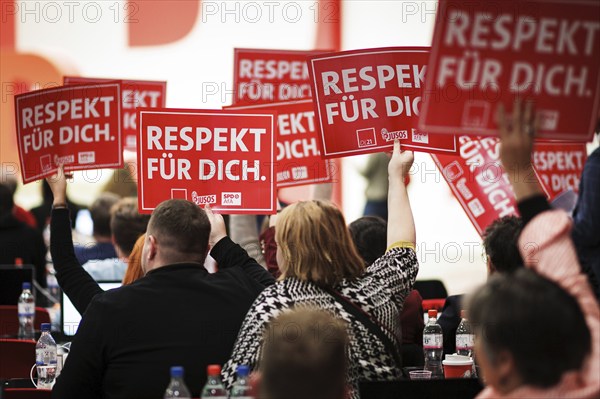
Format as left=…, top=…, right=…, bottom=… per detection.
left=276, top=200, right=365, bottom=287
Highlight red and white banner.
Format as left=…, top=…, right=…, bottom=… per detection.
left=64, top=76, right=166, bottom=151
left=137, top=108, right=276, bottom=214
left=420, top=0, right=600, bottom=142
left=533, top=142, right=587, bottom=201
left=15, top=84, right=122, bottom=184
left=227, top=100, right=334, bottom=188
left=233, top=48, right=327, bottom=106
left=432, top=136, right=520, bottom=236
left=308, top=47, right=458, bottom=158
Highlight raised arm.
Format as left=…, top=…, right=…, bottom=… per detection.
left=387, top=140, right=416, bottom=247
left=47, top=165, right=103, bottom=314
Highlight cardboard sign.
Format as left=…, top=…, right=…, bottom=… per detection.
left=227, top=100, right=334, bottom=188
left=137, top=108, right=276, bottom=214
left=308, top=47, right=458, bottom=158
left=14, top=84, right=122, bottom=184
left=420, top=0, right=600, bottom=141
left=233, top=48, right=326, bottom=105
left=432, top=136, right=520, bottom=236
left=533, top=142, right=587, bottom=201
left=64, top=76, right=166, bottom=151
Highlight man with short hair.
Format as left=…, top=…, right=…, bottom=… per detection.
left=438, top=216, right=524, bottom=355
left=49, top=167, right=274, bottom=399
left=81, top=197, right=150, bottom=281
left=74, top=192, right=120, bottom=265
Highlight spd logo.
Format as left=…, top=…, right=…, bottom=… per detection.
left=222, top=192, right=242, bottom=206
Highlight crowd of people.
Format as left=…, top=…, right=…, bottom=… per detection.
left=1, top=101, right=599, bottom=399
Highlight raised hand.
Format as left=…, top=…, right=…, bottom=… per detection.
left=45, top=164, right=71, bottom=206
left=204, top=204, right=227, bottom=247
left=388, top=139, right=414, bottom=179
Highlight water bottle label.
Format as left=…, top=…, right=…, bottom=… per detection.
left=18, top=303, right=35, bottom=316
left=423, top=333, right=443, bottom=349
left=456, top=334, right=474, bottom=350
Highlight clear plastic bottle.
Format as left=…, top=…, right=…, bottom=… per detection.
left=456, top=310, right=474, bottom=357
left=230, top=365, right=253, bottom=398
left=423, top=309, right=444, bottom=379
left=18, top=282, right=35, bottom=340
left=200, top=364, right=227, bottom=399
left=164, top=366, right=191, bottom=399
left=36, top=323, right=57, bottom=388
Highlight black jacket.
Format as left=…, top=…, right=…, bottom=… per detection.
left=51, top=209, right=274, bottom=399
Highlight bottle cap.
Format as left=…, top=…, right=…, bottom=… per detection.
left=428, top=309, right=438, bottom=318
left=41, top=323, right=51, bottom=332
left=460, top=309, right=467, bottom=319
left=207, top=364, right=221, bottom=376
left=15, top=258, right=23, bottom=266
left=22, top=282, right=31, bottom=290
left=170, top=366, right=184, bottom=378
left=236, top=365, right=250, bottom=377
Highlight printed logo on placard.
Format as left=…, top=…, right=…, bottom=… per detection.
left=461, top=100, right=490, bottom=128
left=411, top=129, right=429, bottom=144
left=456, top=178, right=473, bottom=200
left=78, top=151, right=96, bottom=164
left=40, top=155, right=52, bottom=172
left=356, top=128, right=377, bottom=148
left=192, top=191, right=216, bottom=205
left=443, top=161, right=463, bottom=182
left=170, top=189, right=188, bottom=200
left=277, top=170, right=291, bottom=181
left=538, top=110, right=559, bottom=131
left=380, top=128, right=408, bottom=142
left=54, top=154, right=75, bottom=165
left=222, top=192, right=242, bottom=206
left=292, top=166, right=308, bottom=180
left=126, top=135, right=137, bottom=148
left=468, top=198, right=485, bottom=217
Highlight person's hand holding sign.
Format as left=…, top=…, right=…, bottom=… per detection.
left=497, top=100, right=544, bottom=202
left=205, top=205, right=227, bottom=248
left=387, top=139, right=416, bottom=247
left=45, top=164, right=72, bottom=208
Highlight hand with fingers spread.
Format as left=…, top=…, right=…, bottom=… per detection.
left=45, top=164, right=72, bottom=207
left=496, top=100, right=543, bottom=201
left=204, top=204, right=227, bottom=247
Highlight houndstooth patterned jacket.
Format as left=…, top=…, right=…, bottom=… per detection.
left=222, top=245, right=419, bottom=397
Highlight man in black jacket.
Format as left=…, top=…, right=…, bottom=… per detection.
left=49, top=167, right=274, bottom=399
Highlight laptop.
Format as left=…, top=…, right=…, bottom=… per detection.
left=61, top=281, right=122, bottom=336
left=0, top=265, right=35, bottom=305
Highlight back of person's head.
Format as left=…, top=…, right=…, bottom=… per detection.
left=122, top=233, right=145, bottom=285
left=90, top=193, right=120, bottom=238
left=261, top=308, right=349, bottom=399
left=348, top=216, right=387, bottom=265
left=0, top=183, right=14, bottom=218
left=0, top=168, right=18, bottom=196
left=482, top=216, right=524, bottom=274
left=146, top=199, right=210, bottom=264
left=110, top=198, right=150, bottom=257
left=276, top=200, right=365, bottom=287
left=467, top=268, right=591, bottom=389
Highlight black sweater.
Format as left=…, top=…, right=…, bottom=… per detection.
left=50, top=209, right=274, bottom=399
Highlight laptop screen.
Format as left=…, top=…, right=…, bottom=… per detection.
left=61, top=281, right=122, bottom=336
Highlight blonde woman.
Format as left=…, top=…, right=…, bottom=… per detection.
left=223, top=140, right=418, bottom=397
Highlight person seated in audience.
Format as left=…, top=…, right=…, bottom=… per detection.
left=468, top=101, right=599, bottom=399
left=0, top=168, right=37, bottom=228
left=49, top=166, right=275, bottom=399
left=223, top=140, right=418, bottom=398
left=0, top=183, right=47, bottom=305
left=258, top=308, right=350, bottom=399
left=81, top=197, right=149, bottom=281
left=74, top=192, right=120, bottom=265
left=349, top=215, right=425, bottom=367
left=439, top=216, right=523, bottom=355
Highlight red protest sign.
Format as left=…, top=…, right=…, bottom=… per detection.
left=432, top=136, right=520, bottom=236
left=533, top=142, right=587, bottom=201
left=227, top=100, right=334, bottom=188
left=137, top=109, right=276, bottom=214
left=308, top=47, right=458, bottom=159
left=233, top=48, right=327, bottom=105
left=64, top=76, right=166, bottom=151
left=420, top=0, right=600, bottom=141
left=14, top=84, right=122, bottom=184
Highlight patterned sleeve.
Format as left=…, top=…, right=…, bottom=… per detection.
left=367, top=246, right=419, bottom=311
left=221, top=285, right=290, bottom=388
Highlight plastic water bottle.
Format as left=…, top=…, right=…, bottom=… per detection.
left=35, top=323, right=57, bottom=388
left=200, top=364, right=227, bottom=399
left=456, top=310, right=474, bottom=357
left=164, top=366, right=191, bottom=399
left=423, top=309, right=444, bottom=379
left=18, top=282, right=35, bottom=340
left=230, top=365, right=253, bottom=398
